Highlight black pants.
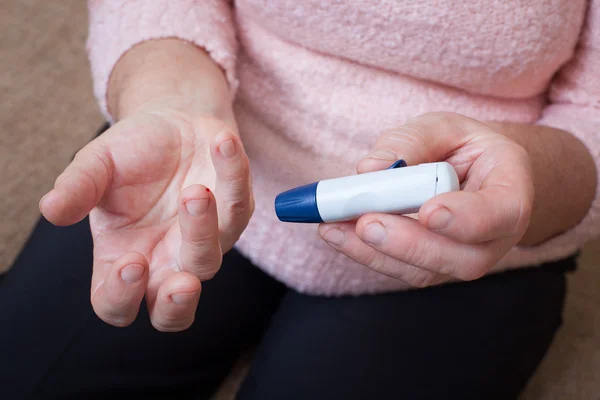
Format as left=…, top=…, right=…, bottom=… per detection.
left=0, top=215, right=575, bottom=400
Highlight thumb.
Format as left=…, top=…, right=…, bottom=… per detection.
left=357, top=112, right=484, bottom=174
left=40, top=138, right=114, bottom=226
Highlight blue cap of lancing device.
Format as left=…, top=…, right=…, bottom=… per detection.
left=274, top=159, right=410, bottom=223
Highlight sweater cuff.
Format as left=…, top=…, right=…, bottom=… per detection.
left=497, top=104, right=600, bottom=269
left=86, top=0, right=238, bottom=123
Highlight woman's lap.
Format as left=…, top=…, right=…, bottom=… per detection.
left=0, top=215, right=573, bottom=399
left=239, top=259, right=570, bottom=400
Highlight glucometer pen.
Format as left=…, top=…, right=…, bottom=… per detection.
left=275, top=160, right=459, bottom=223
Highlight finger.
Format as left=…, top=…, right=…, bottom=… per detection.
left=211, top=131, right=253, bottom=248
left=318, top=222, right=443, bottom=288
left=419, top=144, right=534, bottom=243
left=179, top=185, right=222, bottom=281
left=150, top=272, right=202, bottom=332
left=91, top=252, right=148, bottom=327
left=357, top=112, right=490, bottom=174
left=355, top=213, right=511, bottom=281
left=40, top=139, right=114, bottom=226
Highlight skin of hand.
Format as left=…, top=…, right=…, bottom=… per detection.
left=39, top=39, right=253, bottom=332
left=319, top=112, right=596, bottom=288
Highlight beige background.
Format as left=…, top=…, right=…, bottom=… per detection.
left=1, top=1, right=598, bottom=399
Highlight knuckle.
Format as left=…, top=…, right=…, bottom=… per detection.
left=184, top=232, right=216, bottom=247
left=439, top=248, right=472, bottom=278
left=153, top=313, right=181, bottom=330
left=403, top=238, right=432, bottom=267
left=182, top=252, right=222, bottom=278
left=60, top=147, right=112, bottom=201
left=379, top=125, right=430, bottom=162
left=378, top=127, right=398, bottom=140
left=363, top=248, right=386, bottom=272
left=382, top=127, right=423, bottom=146
left=181, top=239, right=222, bottom=271
left=90, top=147, right=113, bottom=176
left=182, top=214, right=219, bottom=242
left=407, top=270, right=437, bottom=288
left=225, top=197, right=249, bottom=219
left=74, top=145, right=112, bottom=176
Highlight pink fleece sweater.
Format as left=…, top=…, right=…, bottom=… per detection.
left=87, top=0, right=600, bottom=295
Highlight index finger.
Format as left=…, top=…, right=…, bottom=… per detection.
left=357, top=112, right=494, bottom=175
left=179, top=184, right=222, bottom=281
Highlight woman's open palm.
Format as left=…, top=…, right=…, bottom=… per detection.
left=40, top=109, right=253, bottom=331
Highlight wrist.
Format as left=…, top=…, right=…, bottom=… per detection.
left=108, top=38, right=233, bottom=122
left=487, top=121, right=596, bottom=245
left=132, top=94, right=236, bottom=129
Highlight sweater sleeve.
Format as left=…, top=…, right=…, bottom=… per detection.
left=86, top=0, right=238, bottom=122
left=499, top=1, right=600, bottom=268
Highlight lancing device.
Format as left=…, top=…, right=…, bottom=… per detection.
left=275, top=160, right=459, bottom=223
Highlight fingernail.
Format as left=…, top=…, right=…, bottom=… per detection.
left=428, top=207, right=452, bottom=230
left=323, top=228, right=346, bottom=246
left=218, top=139, right=236, bottom=158
left=366, top=149, right=397, bottom=161
left=185, top=199, right=209, bottom=217
left=120, top=264, right=145, bottom=284
left=171, top=291, right=200, bottom=305
left=361, top=222, right=387, bottom=245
